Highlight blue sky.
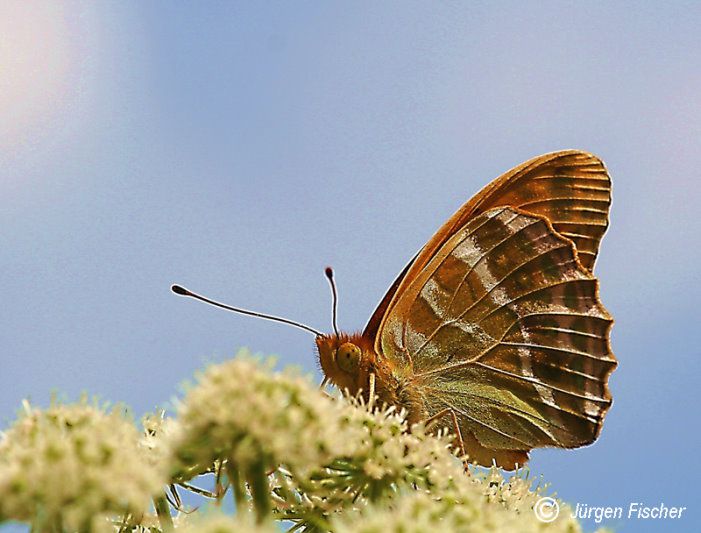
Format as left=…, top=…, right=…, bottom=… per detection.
left=1, top=2, right=700, bottom=531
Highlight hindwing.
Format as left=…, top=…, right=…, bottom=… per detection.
left=379, top=206, right=616, bottom=468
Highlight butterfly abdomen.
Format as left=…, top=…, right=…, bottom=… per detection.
left=392, top=374, right=427, bottom=426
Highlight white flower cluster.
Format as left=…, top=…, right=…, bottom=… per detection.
left=478, top=468, right=582, bottom=530
left=271, top=399, right=463, bottom=529
left=333, top=472, right=583, bottom=533
left=335, top=404, right=460, bottom=492
left=166, top=351, right=465, bottom=527
left=287, top=402, right=460, bottom=503
left=167, top=352, right=352, bottom=481
left=0, top=399, right=164, bottom=531
left=141, top=409, right=179, bottom=471
left=174, top=508, right=277, bottom=532
left=0, top=352, right=597, bottom=533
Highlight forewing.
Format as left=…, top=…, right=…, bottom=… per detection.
left=364, top=150, right=611, bottom=343
left=466, top=150, right=611, bottom=272
left=380, top=207, right=616, bottom=469
left=363, top=253, right=417, bottom=343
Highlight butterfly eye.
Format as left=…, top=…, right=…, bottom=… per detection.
left=336, top=342, right=361, bottom=373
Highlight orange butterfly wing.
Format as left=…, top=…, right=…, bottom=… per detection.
left=364, top=151, right=615, bottom=469
left=364, top=150, right=611, bottom=341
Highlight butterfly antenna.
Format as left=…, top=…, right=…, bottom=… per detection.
left=171, top=284, right=323, bottom=337
left=324, top=267, right=340, bottom=337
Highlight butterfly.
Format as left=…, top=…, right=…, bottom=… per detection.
left=173, top=149, right=617, bottom=470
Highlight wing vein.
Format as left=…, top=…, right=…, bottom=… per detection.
left=414, top=245, right=576, bottom=357
left=497, top=341, right=615, bottom=363
left=436, top=399, right=535, bottom=447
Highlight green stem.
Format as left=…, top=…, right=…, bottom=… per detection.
left=226, top=460, right=247, bottom=513
left=214, top=460, right=225, bottom=505
left=179, top=481, right=216, bottom=498
left=249, top=460, right=271, bottom=522
left=153, top=494, right=174, bottom=532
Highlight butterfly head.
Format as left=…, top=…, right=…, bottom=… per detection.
left=315, top=333, right=375, bottom=395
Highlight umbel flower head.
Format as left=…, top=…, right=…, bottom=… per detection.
left=168, top=352, right=352, bottom=481
left=332, top=469, right=584, bottom=533
left=164, top=351, right=594, bottom=531
left=141, top=409, right=179, bottom=470
left=174, top=508, right=277, bottom=533
left=271, top=400, right=463, bottom=530
left=332, top=400, right=460, bottom=493
left=0, top=397, right=163, bottom=531
left=167, top=352, right=464, bottom=525
left=167, top=351, right=362, bottom=520
left=276, top=400, right=458, bottom=499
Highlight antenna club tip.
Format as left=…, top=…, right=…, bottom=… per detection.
left=171, top=284, right=189, bottom=296
left=325, top=266, right=334, bottom=279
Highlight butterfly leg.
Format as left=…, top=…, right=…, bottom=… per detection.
left=318, top=376, right=336, bottom=399
left=424, top=408, right=469, bottom=471
left=368, top=372, right=376, bottom=409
